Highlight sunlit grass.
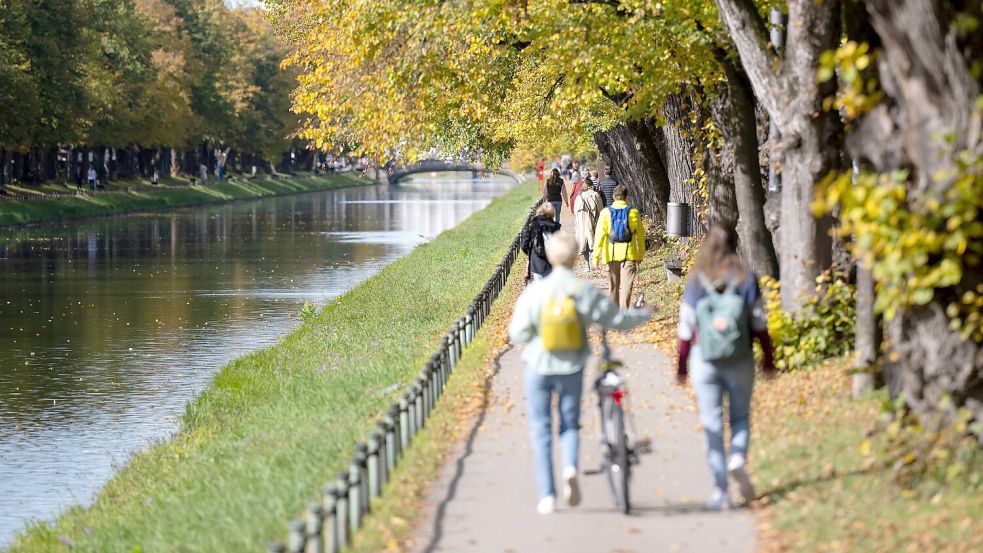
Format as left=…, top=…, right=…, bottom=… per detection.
left=7, top=182, right=537, bottom=553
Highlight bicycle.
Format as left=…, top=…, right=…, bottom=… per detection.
left=586, top=294, right=650, bottom=514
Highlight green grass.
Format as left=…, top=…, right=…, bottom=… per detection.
left=753, top=365, right=983, bottom=552
left=349, top=257, right=526, bottom=553
left=8, top=182, right=538, bottom=552
left=0, top=173, right=371, bottom=227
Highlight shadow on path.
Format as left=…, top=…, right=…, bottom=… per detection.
left=419, top=346, right=512, bottom=553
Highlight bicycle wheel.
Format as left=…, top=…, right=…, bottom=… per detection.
left=602, top=399, right=631, bottom=514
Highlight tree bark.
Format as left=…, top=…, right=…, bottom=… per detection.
left=848, top=0, right=983, bottom=422
left=712, top=59, right=780, bottom=278
left=658, top=92, right=707, bottom=237
left=593, top=120, right=671, bottom=228
left=715, top=0, right=843, bottom=312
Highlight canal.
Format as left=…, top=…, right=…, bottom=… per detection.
left=0, top=174, right=513, bottom=544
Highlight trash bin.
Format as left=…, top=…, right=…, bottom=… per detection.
left=666, top=202, right=690, bottom=237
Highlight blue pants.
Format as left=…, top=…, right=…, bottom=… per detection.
left=524, top=366, right=583, bottom=499
left=690, top=347, right=755, bottom=490
left=549, top=200, right=562, bottom=223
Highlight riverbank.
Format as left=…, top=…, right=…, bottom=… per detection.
left=7, top=181, right=537, bottom=552
left=0, top=172, right=370, bottom=227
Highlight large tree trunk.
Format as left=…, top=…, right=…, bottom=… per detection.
left=712, top=58, right=780, bottom=278
left=657, top=92, right=707, bottom=237
left=593, top=121, right=671, bottom=227
left=847, top=0, right=983, bottom=422
left=715, top=0, right=843, bottom=312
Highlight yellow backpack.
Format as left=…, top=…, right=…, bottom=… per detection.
left=540, top=288, right=584, bottom=352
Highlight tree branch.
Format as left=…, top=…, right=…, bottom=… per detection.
left=599, top=86, right=633, bottom=107
left=714, top=0, right=784, bottom=123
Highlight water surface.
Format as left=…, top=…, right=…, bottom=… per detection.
left=0, top=174, right=512, bottom=544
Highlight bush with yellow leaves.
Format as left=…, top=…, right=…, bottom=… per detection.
left=761, top=271, right=856, bottom=370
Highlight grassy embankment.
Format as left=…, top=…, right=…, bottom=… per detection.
left=0, top=172, right=370, bottom=227
left=9, top=182, right=537, bottom=552
left=632, top=234, right=982, bottom=552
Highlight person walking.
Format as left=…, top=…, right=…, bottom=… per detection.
left=74, top=166, right=83, bottom=192
left=567, top=170, right=584, bottom=209
left=543, top=168, right=568, bottom=223
left=676, top=224, right=776, bottom=510
left=597, top=167, right=618, bottom=208
left=521, top=202, right=562, bottom=281
left=574, top=178, right=603, bottom=271
left=87, top=166, right=97, bottom=191
left=592, top=185, right=645, bottom=308
left=508, top=233, right=650, bottom=514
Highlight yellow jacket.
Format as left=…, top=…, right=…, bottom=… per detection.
left=592, top=200, right=646, bottom=264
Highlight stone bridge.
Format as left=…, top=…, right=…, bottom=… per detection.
left=387, top=159, right=521, bottom=185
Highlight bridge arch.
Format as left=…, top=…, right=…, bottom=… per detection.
left=388, top=160, right=521, bottom=185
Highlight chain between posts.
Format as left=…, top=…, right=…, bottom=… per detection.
left=269, top=198, right=543, bottom=552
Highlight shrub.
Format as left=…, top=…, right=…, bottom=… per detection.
left=761, top=270, right=856, bottom=370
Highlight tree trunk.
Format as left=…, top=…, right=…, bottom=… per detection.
left=853, top=264, right=881, bottom=396
left=842, top=0, right=983, bottom=422
left=657, top=92, right=707, bottom=237
left=715, top=0, right=843, bottom=312
left=593, top=121, right=671, bottom=227
left=712, top=59, right=780, bottom=278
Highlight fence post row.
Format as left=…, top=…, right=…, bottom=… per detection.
left=276, top=199, right=542, bottom=549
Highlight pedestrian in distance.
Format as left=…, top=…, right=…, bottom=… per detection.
left=87, top=166, right=97, bottom=191
left=597, top=165, right=618, bottom=208
left=74, top=166, right=83, bottom=192
left=567, top=170, right=584, bottom=210
left=676, top=224, right=776, bottom=510
left=574, top=178, right=603, bottom=272
left=543, top=168, right=569, bottom=223
left=521, top=202, right=562, bottom=281
left=592, top=185, right=645, bottom=308
left=508, top=233, right=651, bottom=515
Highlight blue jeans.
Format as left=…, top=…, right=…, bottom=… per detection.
left=524, top=366, right=583, bottom=499
left=690, top=347, right=755, bottom=490
left=549, top=200, right=562, bottom=223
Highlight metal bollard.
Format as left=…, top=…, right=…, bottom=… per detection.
left=386, top=405, right=400, bottom=462
left=407, top=387, right=418, bottom=439
left=367, top=434, right=382, bottom=497
left=398, top=396, right=410, bottom=451
left=334, top=473, right=349, bottom=549
left=452, top=322, right=462, bottom=366
left=355, top=444, right=370, bottom=515
left=306, top=503, right=324, bottom=553
left=416, top=375, right=428, bottom=424
left=348, top=461, right=361, bottom=533
left=288, top=518, right=306, bottom=553
left=466, top=308, right=475, bottom=344
left=322, top=484, right=339, bottom=553
left=375, top=422, right=390, bottom=485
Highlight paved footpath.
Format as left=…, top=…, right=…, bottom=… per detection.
left=408, top=211, right=756, bottom=553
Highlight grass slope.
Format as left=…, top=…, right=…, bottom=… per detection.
left=0, top=173, right=369, bottom=227
left=9, top=182, right=537, bottom=552
left=754, top=364, right=983, bottom=552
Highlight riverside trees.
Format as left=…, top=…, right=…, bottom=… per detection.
left=276, top=0, right=980, bottom=425
left=0, top=0, right=299, bottom=185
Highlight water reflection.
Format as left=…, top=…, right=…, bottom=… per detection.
left=0, top=174, right=511, bottom=543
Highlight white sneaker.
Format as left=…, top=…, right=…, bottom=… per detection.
left=537, top=495, right=555, bottom=514
left=562, top=466, right=581, bottom=507
left=727, top=454, right=756, bottom=505
left=707, top=487, right=731, bottom=511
